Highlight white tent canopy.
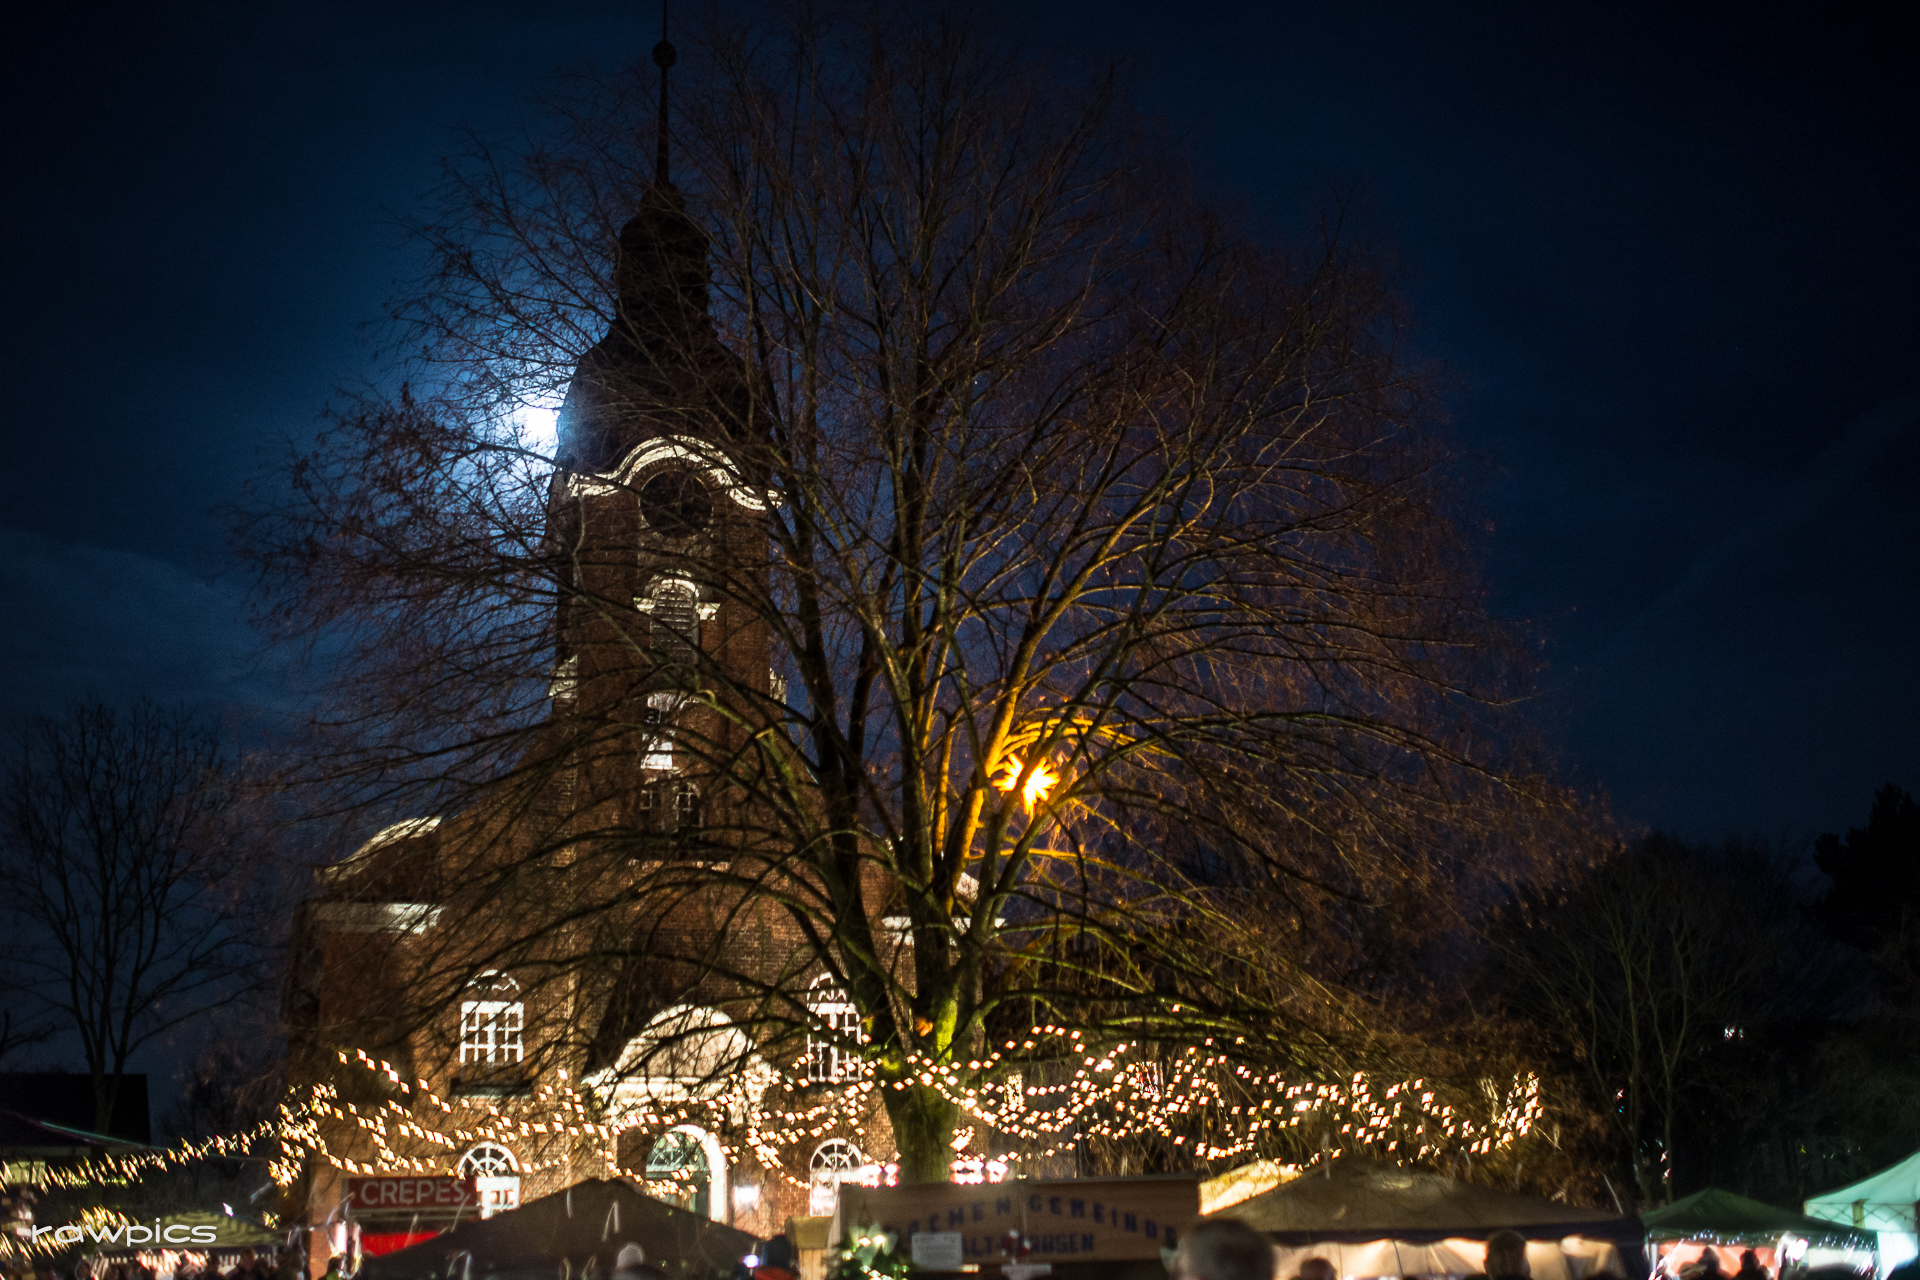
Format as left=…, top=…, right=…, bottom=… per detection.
left=1269, top=1235, right=1624, bottom=1280
left=1805, top=1149, right=1920, bottom=1278
left=1210, top=1161, right=1640, bottom=1280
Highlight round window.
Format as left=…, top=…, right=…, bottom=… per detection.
left=638, top=469, right=712, bottom=537
left=810, top=1138, right=863, bottom=1173
left=457, top=1143, right=518, bottom=1177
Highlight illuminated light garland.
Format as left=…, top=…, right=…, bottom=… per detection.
left=293, top=1034, right=1543, bottom=1186
left=27, top=1032, right=1546, bottom=1221
left=877, top=1030, right=1543, bottom=1165
left=28, top=1114, right=291, bottom=1192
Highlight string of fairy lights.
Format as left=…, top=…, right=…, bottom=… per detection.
left=900, top=1027, right=1543, bottom=1163
left=14, top=1031, right=1542, bottom=1231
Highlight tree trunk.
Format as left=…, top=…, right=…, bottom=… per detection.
left=884, top=1082, right=960, bottom=1183
left=92, top=1068, right=123, bottom=1138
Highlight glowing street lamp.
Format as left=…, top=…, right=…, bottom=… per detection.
left=992, top=755, right=1057, bottom=810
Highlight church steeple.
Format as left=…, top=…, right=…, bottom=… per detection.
left=553, top=4, right=750, bottom=477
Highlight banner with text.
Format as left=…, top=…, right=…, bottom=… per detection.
left=836, top=1177, right=1200, bottom=1266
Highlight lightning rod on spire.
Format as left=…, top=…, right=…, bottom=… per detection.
left=653, top=3, right=676, bottom=186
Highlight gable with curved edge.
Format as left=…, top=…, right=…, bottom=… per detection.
left=561, top=435, right=766, bottom=512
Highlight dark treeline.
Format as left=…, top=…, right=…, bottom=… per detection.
left=1486, top=785, right=1920, bottom=1208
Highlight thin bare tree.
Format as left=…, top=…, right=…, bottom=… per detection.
left=1, top=699, right=256, bottom=1135
left=248, top=7, right=1557, bottom=1182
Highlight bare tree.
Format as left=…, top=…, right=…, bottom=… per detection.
left=0, top=1005, right=56, bottom=1066
left=249, top=8, right=1554, bottom=1182
left=1492, top=834, right=1838, bottom=1205
left=0, top=699, right=256, bottom=1134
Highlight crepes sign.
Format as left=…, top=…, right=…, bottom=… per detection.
left=836, top=1176, right=1200, bottom=1265
left=345, top=1176, right=480, bottom=1213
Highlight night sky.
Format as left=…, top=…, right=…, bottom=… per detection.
left=3, top=0, right=1914, bottom=845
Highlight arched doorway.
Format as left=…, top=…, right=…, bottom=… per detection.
left=645, top=1125, right=726, bottom=1221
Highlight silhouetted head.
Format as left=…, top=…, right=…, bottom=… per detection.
left=1485, top=1231, right=1531, bottom=1280
left=1298, top=1257, right=1338, bottom=1280
left=1174, top=1220, right=1277, bottom=1280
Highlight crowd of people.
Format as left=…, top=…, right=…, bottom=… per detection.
left=1170, top=1225, right=1634, bottom=1280
left=23, top=1251, right=301, bottom=1280
left=11, top=1214, right=1899, bottom=1280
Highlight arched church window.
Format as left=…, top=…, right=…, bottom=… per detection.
left=808, top=1139, right=865, bottom=1216
left=646, top=577, right=700, bottom=663
left=456, top=1143, right=518, bottom=1178
left=804, top=975, right=863, bottom=1083
left=460, top=973, right=524, bottom=1066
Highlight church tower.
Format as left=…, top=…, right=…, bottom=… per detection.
left=282, top=33, right=896, bottom=1268
left=542, top=24, right=772, bottom=850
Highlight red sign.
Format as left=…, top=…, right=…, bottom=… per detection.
left=360, top=1231, right=445, bottom=1257
left=346, top=1176, right=480, bottom=1213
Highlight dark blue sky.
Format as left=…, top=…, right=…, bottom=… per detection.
left=3, top=0, right=1914, bottom=844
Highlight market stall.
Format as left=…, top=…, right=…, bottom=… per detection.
left=1643, top=1188, right=1877, bottom=1278
left=354, top=1178, right=757, bottom=1280
left=1806, top=1150, right=1920, bottom=1278
left=1208, top=1160, right=1643, bottom=1280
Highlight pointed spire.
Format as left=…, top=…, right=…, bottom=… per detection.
left=652, top=3, right=676, bottom=186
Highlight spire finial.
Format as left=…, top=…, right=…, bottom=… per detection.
left=652, top=3, right=676, bottom=186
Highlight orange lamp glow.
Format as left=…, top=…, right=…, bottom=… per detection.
left=993, top=755, right=1057, bottom=810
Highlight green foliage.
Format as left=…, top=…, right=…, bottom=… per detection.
left=826, top=1223, right=915, bottom=1279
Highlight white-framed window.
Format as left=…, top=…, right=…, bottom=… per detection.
left=804, top=975, right=863, bottom=1083
left=640, top=691, right=684, bottom=772
left=645, top=1125, right=726, bottom=1221
left=807, top=1139, right=866, bottom=1216
left=636, top=575, right=712, bottom=665
left=672, top=780, right=701, bottom=830
left=460, top=973, right=524, bottom=1065
left=456, top=1143, right=518, bottom=1178
left=810, top=1138, right=863, bottom=1175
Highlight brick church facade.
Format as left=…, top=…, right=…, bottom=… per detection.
left=282, top=142, right=905, bottom=1269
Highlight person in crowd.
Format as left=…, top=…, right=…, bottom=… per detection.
left=1692, top=1250, right=1729, bottom=1280
left=749, top=1238, right=797, bottom=1280
left=319, top=1258, right=343, bottom=1280
left=1733, top=1250, right=1769, bottom=1280
left=1485, top=1231, right=1531, bottom=1280
left=1297, top=1258, right=1337, bottom=1280
left=610, top=1243, right=665, bottom=1280
left=1172, top=1220, right=1277, bottom=1280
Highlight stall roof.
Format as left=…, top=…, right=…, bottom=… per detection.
left=355, top=1179, right=756, bottom=1280
left=1644, top=1189, right=1877, bottom=1248
left=1806, top=1150, right=1920, bottom=1236
left=0, top=1073, right=151, bottom=1147
left=1212, top=1160, right=1642, bottom=1245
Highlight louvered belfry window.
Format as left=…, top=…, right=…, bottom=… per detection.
left=650, top=580, right=699, bottom=662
